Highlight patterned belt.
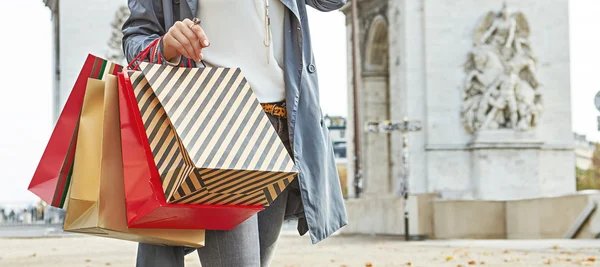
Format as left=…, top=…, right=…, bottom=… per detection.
left=261, top=101, right=287, bottom=119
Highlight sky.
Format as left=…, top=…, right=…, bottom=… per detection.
left=569, top=0, right=600, bottom=142
left=0, top=1, right=54, bottom=206
left=0, top=0, right=597, bottom=205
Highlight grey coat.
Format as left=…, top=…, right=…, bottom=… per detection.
left=122, top=0, right=347, bottom=243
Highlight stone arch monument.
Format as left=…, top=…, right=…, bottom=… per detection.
left=361, top=14, right=392, bottom=196
left=342, top=0, right=575, bottom=238
left=365, top=15, right=389, bottom=72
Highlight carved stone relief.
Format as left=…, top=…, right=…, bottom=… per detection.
left=462, top=4, right=542, bottom=133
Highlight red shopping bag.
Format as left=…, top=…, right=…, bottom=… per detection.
left=29, top=55, right=122, bottom=207
left=117, top=70, right=263, bottom=230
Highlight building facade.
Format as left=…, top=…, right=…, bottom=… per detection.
left=43, top=0, right=126, bottom=120
left=574, top=133, right=595, bottom=170
left=342, top=0, right=574, bottom=201
left=341, top=0, right=575, bottom=237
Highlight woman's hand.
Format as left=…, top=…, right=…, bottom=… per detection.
left=163, top=18, right=210, bottom=62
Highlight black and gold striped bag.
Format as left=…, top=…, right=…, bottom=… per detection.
left=127, top=62, right=298, bottom=206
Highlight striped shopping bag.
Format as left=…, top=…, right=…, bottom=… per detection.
left=124, top=63, right=298, bottom=206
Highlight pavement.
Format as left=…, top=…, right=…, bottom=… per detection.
left=2, top=234, right=600, bottom=267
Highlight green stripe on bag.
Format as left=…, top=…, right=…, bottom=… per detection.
left=59, top=157, right=75, bottom=208
left=98, top=60, right=108, bottom=80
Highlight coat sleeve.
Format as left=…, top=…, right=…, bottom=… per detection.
left=122, top=0, right=197, bottom=68
left=122, top=0, right=166, bottom=64
left=305, top=0, right=347, bottom=12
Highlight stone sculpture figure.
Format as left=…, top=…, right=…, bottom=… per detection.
left=485, top=69, right=520, bottom=130
left=462, top=4, right=542, bottom=133
left=462, top=46, right=505, bottom=132
left=476, top=4, right=517, bottom=50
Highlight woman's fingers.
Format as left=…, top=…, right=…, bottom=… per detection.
left=175, top=21, right=203, bottom=61
left=164, top=38, right=186, bottom=61
left=191, top=25, right=210, bottom=48
left=163, top=19, right=209, bottom=62
left=170, top=29, right=198, bottom=61
left=183, top=18, right=210, bottom=48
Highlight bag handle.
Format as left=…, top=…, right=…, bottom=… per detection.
left=127, top=37, right=207, bottom=70
left=127, top=38, right=161, bottom=70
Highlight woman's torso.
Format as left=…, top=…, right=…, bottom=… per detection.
left=198, top=0, right=286, bottom=103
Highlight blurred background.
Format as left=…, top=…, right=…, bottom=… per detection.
left=2, top=0, right=600, bottom=266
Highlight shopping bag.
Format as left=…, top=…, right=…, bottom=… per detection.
left=63, top=74, right=204, bottom=247
left=128, top=63, right=298, bottom=206
left=29, top=55, right=121, bottom=207
left=118, top=70, right=263, bottom=230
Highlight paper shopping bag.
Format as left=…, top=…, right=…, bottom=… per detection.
left=118, top=70, right=263, bottom=230
left=130, top=63, right=298, bottom=206
left=29, top=55, right=121, bottom=208
left=63, top=74, right=204, bottom=247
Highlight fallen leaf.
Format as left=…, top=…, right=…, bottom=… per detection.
left=29, top=253, right=37, bottom=258
left=406, top=262, right=412, bottom=266
left=468, top=260, right=476, bottom=265
left=504, top=250, right=510, bottom=254
left=588, top=257, right=596, bottom=262
left=457, top=265, right=464, bottom=267
left=340, top=265, right=348, bottom=267
left=567, top=258, right=572, bottom=262
left=480, top=261, right=486, bottom=264
left=446, top=256, right=454, bottom=261
left=365, top=263, right=373, bottom=267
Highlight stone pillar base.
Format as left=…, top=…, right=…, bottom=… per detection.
left=342, top=194, right=437, bottom=238
left=432, top=191, right=600, bottom=239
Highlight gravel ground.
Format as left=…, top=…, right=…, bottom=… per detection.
left=1, top=234, right=600, bottom=267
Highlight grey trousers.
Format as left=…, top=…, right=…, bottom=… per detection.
left=136, top=189, right=289, bottom=267
left=136, top=110, right=293, bottom=267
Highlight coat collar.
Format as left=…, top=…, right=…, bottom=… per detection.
left=279, top=0, right=300, bottom=20
left=187, top=0, right=197, bottom=16
left=188, top=0, right=299, bottom=21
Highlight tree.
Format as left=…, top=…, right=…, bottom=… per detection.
left=577, top=144, right=600, bottom=190
left=107, top=5, right=131, bottom=65
left=592, top=144, right=600, bottom=175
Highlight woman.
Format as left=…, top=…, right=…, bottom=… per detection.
left=122, top=0, right=347, bottom=266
